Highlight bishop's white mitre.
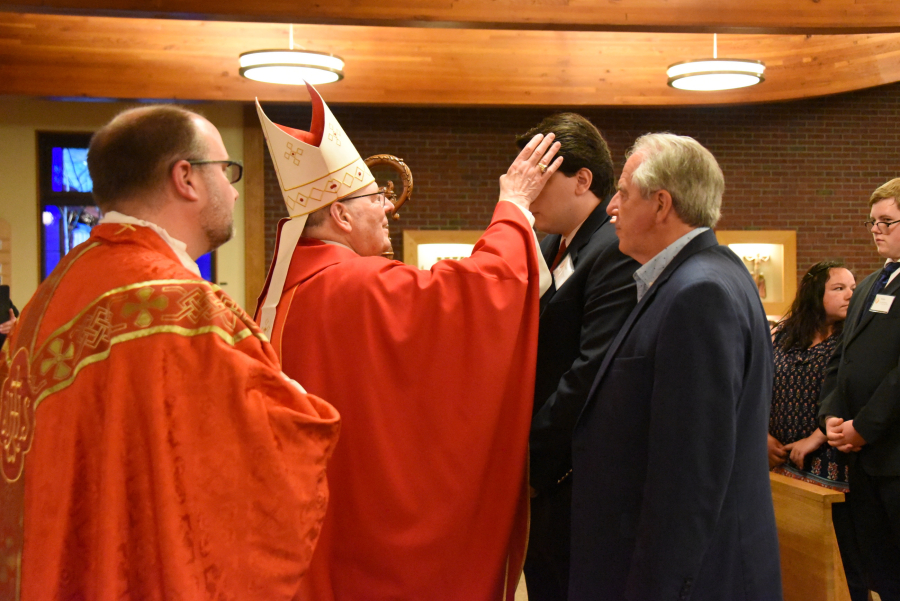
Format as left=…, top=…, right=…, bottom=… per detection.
left=255, top=81, right=375, bottom=337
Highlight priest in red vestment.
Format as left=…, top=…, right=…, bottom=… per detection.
left=0, top=106, right=340, bottom=601
left=254, top=84, right=561, bottom=601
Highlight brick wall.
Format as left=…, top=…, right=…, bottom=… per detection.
left=262, top=81, right=900, bottom=285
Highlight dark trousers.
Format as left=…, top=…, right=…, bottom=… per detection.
left=523, top=478, right=571, bottom=601
left=849, top=465, right=900, bottom=600
left=832, top=495, right=869, bottom=601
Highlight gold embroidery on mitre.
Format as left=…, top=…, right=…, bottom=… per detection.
left=327, top=123, right=342, bottom=146
left=277, top=159, right=375, bottom=219
left=1, top=349, right=34, bottom=483
left=280, top=158, right=370, bottom=192
left=285, top=142, right=304, bottom=166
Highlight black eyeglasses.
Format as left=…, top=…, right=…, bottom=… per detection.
left=864, top=219, right=900, bottom=234
left=188, top=159, right=243, bottom=184
left=339, top=187, right=389, bottom=207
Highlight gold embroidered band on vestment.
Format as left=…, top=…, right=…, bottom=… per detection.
left=1, top=278, right=264, bottom=484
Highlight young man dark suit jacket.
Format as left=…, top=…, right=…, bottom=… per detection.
left=820, top=267, right=900, bottom=477
left=819, top=265, right=900, bottom=596
left=570, top=229, right=782, bottom=601
left=525, top=197, right=638, bottom=601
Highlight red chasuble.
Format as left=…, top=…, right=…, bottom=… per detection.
left=262, top=201, right=542, bottom=601
left=0, top=223, right=340, bottom=601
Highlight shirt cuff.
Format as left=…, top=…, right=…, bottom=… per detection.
left=499, top=200, right=551, bottom=296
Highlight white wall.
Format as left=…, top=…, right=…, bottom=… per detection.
left=0, top=97, right=247, bottom=309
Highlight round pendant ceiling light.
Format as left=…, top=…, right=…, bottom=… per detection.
left=667, top=34, right=765, bottom=91
left=239, top=25, right=344, bottom=85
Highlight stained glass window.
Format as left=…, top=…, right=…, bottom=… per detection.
left=38, top=133, right=216, bottom=283
left=50, top=147, right=93, bottom=193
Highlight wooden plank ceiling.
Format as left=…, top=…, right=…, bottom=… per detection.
left=6, top=0, right=900, bottom=34
left=1, top=0, right=899, bottom=106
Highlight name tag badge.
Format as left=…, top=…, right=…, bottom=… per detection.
left=553, top=256, right=574, bottom=289
left=870, top=294, right=895, bottom=314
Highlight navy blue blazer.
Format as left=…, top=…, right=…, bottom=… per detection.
left=570, top=229, right=782, bottom=601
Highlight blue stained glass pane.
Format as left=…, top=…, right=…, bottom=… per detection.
left=42, top=205, right=216, bottom=284
left=42, top=205, right=103, bottom=280
left=197, top=253, right=214, bottom=282
left=71, top=222, right=92, bottom=247
left=50, top=147, right=93, bottom=193
left=42, top=206, right=63, bottom=278
left=50, top=147, right=65, bottom=193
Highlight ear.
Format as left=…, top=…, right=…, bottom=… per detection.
left=653, top=189, right=675, bottom=223
left=329, top=201, right=354, bottom=234
left=573, top=168, right=593, bottom=196
left=170, top=160, right=201, bottom=203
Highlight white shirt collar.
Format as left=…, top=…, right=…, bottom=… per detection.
left=563, top=219, right=585, bottom=249
left=98, top=211, right=202, bottom=277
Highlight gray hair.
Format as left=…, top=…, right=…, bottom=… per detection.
left=626, top=133, right=723, bottom=228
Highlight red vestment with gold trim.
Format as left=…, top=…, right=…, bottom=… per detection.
left=0, top=223, right=340, bottom=601
left=262, top=202, right=541, bottom=601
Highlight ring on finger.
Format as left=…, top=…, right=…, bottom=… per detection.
left=537, top=163, right=548, bottom=174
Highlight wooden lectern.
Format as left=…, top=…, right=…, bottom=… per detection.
left=770, top=472, right=850, bottom=601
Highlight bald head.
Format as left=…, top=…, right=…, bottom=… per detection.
left=88, top=105, right=208, bottom=211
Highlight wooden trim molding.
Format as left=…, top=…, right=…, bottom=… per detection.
left=242, top=102, right=266, bottom=315
left=4, top=0, right=900, bottom=34
left=2, top=15, right=900, bottom=106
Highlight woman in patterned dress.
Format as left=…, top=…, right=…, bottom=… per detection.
left=768, top=260, right=868, bottom=601
left=768, top=261, right=855, bottom=480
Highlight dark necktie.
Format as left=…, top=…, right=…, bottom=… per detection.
left=859, top=261, right=900, bottom=322
left=550, top=240, right=568, bottom=271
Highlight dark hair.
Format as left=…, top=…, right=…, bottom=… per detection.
left=88, top=105, right=206, bottom=211
left=515, top=113, right=615, bottom=198
left=775, top=260, right=847, bottom=351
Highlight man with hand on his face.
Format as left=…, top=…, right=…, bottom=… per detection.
left=820, top=177, right=900, bottom=600
left=518, top=113, right=638, bottom=601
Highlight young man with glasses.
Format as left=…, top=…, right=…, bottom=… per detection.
left=0, top=105, right=340, bottom=601
left=820, top=177, right=900, bottom=600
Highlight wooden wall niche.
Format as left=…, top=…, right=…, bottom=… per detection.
left=402, top=230, right=483, bottom=269
left=716, top=230, right=797, bottom=319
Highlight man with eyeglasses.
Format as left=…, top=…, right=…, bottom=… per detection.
left=255, top=84, right=560, bottom=600
left=820, top=177, right=900, bottom=600
left=0, top=105, right=340, bottom=601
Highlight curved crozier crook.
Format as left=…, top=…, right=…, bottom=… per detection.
left=364, top=154, right=413, bottom=221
